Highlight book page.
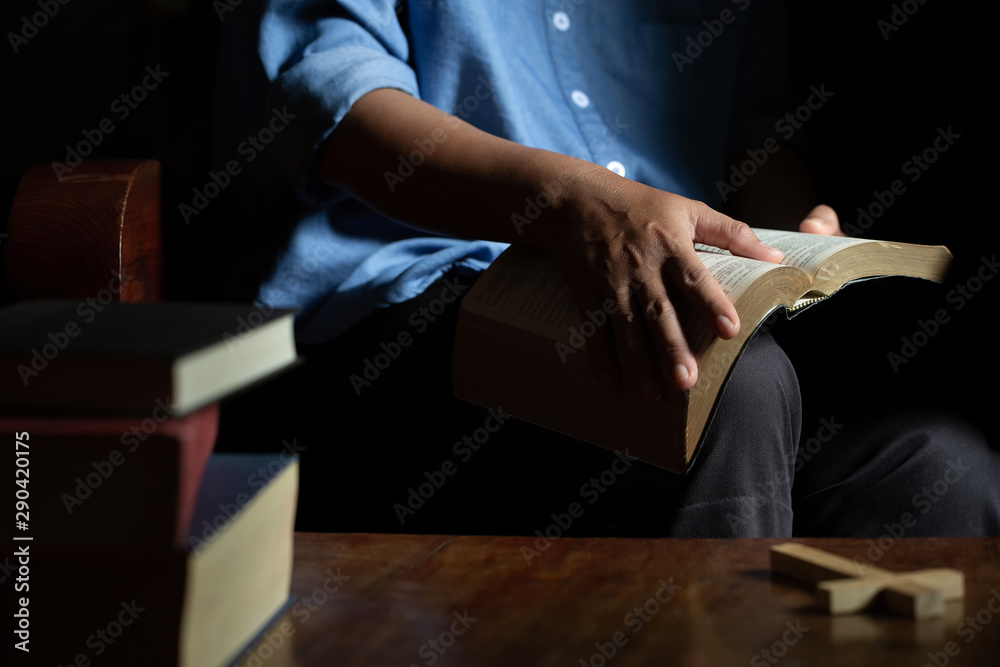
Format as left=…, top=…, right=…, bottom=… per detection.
left=462, top=248, right=578, bottom=340
left=698, top=230, right=876, bottom=279
left=695, top=251, right=788, bottom=302
left=751, top=229, right=874, bottom=277
left=464, top=246, right=794, bottom=342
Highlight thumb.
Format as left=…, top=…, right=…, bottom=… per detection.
left=799, top=204, right=844, bottom=236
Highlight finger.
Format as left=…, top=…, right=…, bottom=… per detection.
left=799, top=204, right=844, bottom=236
left=570, top=288, right=622, bottom=394
left=661, top=240, right=742, bottom=343
left=555, top=250, right=625, bottom=395
left=584, top=317, right=621, bottom=394
left=633, top=273, right=699, bottom=392
left=688, top=204, right=784, bottom=263
left=608, top=279, right=670, bottom=401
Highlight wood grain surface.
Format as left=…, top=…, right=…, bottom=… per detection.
left=5, top=159, right=162, bottom=302
left=234, top=534, right=1000, bottom=667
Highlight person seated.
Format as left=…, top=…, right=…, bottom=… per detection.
left=212, top=0, right=1000, bottom=537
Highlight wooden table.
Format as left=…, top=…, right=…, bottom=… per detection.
left=236, top=535, right=1000, bottom=666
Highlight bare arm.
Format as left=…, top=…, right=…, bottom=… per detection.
left=318, top=88, right=786, bottom=398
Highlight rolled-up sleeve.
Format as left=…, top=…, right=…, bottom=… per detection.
left=260, top=0, right=419, bottom=203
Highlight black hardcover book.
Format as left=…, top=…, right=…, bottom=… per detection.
left=0, top=300, right=297, bottom=416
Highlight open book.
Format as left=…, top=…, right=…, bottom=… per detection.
left=452, top=229, right=952, bottom=473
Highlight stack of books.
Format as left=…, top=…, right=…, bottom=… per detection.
left=0, top=301, right=299, bottom=666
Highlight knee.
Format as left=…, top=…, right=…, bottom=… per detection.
left=697, top=330, right=802, bottom=475
left=716, top=330, right=802, bottom=449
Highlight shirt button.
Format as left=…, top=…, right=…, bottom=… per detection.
left=570, top=90, right=590, bottom=108
left=606, top=161, right=626, bottom=176
left=552, top=11, right=571, bottom=31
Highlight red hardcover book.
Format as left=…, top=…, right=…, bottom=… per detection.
left=3, top=404, right=218, bottom=548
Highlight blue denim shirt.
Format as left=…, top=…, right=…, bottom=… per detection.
left=216, top=0, right=791, bottom=343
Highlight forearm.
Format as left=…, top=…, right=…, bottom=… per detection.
left=318, top=87, right=785, bottom=395
left=317, top=88, right=602, bottom=248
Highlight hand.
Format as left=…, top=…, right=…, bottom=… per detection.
left=322, top=90, right=787, bottom=399
left=797, top=204, right=844, bottom=236
left=552, top=166, right=784, bottom=400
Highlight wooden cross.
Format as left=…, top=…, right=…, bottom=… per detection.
left=769, top=543, right=964, bottom=620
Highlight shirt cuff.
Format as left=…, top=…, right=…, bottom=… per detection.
left=266, top=48, right=420, bottom=206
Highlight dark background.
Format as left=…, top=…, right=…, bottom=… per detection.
left=1, top=1, right=996, bottom=467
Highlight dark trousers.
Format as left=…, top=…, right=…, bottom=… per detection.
left=262, top=268, right=999, bottom=537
